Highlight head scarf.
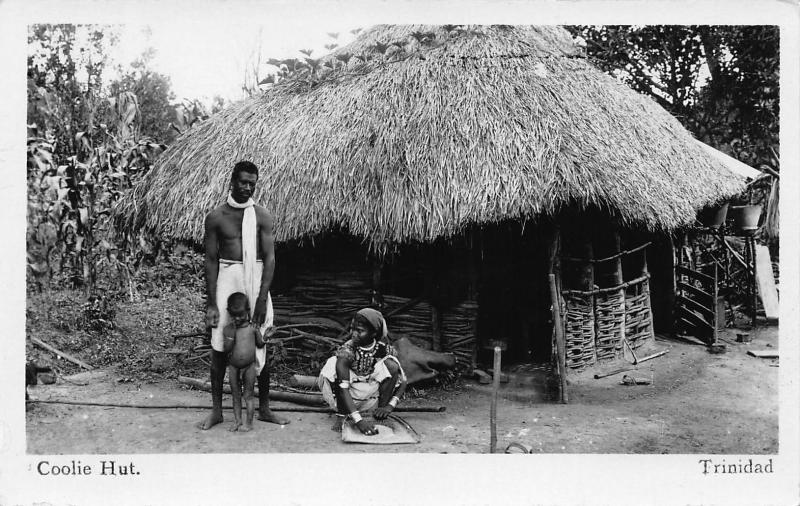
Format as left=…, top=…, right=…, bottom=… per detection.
left=355, top=308, right=388, bottom=340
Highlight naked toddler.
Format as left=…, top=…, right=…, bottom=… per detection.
left=222, top=292, right=266, bottom=432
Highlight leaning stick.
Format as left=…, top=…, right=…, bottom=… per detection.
left=593, top=367, right=634, bottom=379
left=622, top=336, right=639, bottom=365
left=27, top=399, right=446, bottom=413
left=31, top=337, right=93, bottom=370
left=635, top=349, right=669, bottom=364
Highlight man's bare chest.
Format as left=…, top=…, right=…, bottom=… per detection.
left=215, top=217, right=266, bottom=264
left=217, top=211, right=259, bottom=239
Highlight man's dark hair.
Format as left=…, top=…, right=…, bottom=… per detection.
left=227, top=292, right=249, bottom=312
left=231, top=161, right=258, bottom=181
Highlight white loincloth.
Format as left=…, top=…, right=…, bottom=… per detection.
left=210, top=259, right=273, bottom=375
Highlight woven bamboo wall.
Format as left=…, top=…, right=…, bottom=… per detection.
left=563, top=294, right=596, bottom=369
left=561, top=243, right=656, bottom=371
left=272, top=267, right=478, bottom=371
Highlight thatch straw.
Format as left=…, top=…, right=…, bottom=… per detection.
left=114, top=25, right=744, bottom=253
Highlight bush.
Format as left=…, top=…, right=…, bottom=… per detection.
left=78, top=294, right=116, bottom=333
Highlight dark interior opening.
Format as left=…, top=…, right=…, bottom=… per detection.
left=275, top=216, right=676, bottom=368
left=474, top=219, right=554, bottom=366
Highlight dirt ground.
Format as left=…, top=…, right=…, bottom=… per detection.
left=26, top=324, right=778, bottom=454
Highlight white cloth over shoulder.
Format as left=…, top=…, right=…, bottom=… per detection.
left=226, top=193, right=259, bottom=305
left=210, top=194, right=271, bottom=375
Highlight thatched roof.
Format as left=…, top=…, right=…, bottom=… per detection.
left=115, top=25, right=744, bottom=252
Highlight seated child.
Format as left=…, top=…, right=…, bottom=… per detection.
left=222, top=292, right=266, bottom=432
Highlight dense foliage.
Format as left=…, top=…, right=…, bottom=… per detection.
left=565, top=25, right=779, bottom=171
left=28, top=27, right=153, bottom=294
left=108, top=48, right=178, bottom=144
left=565, top=25, right=779, bottom=248
left=26, top=25, right=218, bottom=299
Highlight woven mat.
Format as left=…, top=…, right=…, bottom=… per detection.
left=341, top=414, right=420, bottom=445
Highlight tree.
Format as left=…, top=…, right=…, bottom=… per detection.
left=246, top=30, right=361, bottom=95
left=565, top=25, right=779, bottom=168
left=566, top=25, right=780, bottom=249
left=27, top=24, right=118, bottom=159
left=108, top=47, right=178, bottom=144
left=695, top=26, right=779, bottom=167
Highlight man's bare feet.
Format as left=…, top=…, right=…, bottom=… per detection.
left=257, top=408, right=289, bottom=425
left=239, top=423, right=253, bottom=432
left=331, top=417, right=344, bottom=432
left=229, top=421, right=242, bottom=432
left=197, top=411, right=223, bottom=430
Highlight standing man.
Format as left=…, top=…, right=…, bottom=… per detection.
left=198, top=161, right=289, bottom=429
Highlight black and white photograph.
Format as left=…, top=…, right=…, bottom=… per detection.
left=1, top=0, right=798, bottom=504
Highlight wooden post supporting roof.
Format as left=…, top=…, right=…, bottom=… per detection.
left=549, top=274, right=568, bottom=403
left=577, top=238, right=595, bottom=291
left=561, top=212, right=597, bottom=370
left=613, top=230, right=627, bottom=359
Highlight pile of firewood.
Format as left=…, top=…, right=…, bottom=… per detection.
left=175, top=270, right=479, bottom=376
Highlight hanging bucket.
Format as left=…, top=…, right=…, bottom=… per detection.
left=697, top=203, right=729, bottom=228
left=729, top=205, right=762, bottom=232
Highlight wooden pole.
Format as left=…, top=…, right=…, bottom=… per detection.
left=490, top=345, right=502, bottom=453
left=545, top=222, right=562, bottom=361
left=31, top=337, right=94, bottom=370
left=712, top=263, right=719, bottom=344
left=579, top=232, right=595, bottom=365
left=549, top=274, right=568, bottom=403
left=288, top=374, right=319, bottom=389
left=642, top=246, right=656, bottom=342
left=672, top=232, right=686, bottom=339
left=635, top=349, right=669, bottom=364
left=611, top=229, right=624, bottom=283
left=552, top=226, right=562, bottom=299
left=611, top=230, right=627, bottom=359
left=177, top=376, right=325, bottom=406
left=577, top=237, right=595, bottom=291
left=748, top=236, right=758, bottom=329
left=667, top=234, right=677, bottom=335
left=28, top=399, right=446, bottom=413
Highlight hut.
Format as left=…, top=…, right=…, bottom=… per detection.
left=115, top=25, right=744, bottom=376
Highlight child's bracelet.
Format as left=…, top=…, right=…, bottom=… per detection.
left=338, top=380, right=350, bottom=390
left=350, top=411, right=362, bottom=423
left=388, top=396, right=400, bottom=408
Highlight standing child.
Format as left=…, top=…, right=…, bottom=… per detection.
left=223, top=292, right=265, bottom=432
